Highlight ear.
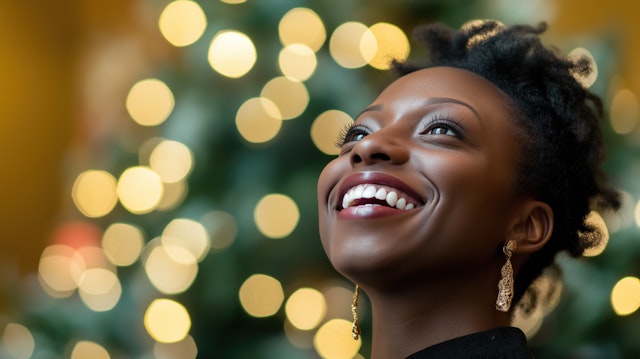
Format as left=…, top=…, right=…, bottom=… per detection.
left=506, top=200, right=554, bottom=254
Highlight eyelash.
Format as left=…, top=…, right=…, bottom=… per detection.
left=420, top=115, right=465, bottom=139
left=334, top=115, right=465, bottom=149
left=335, top=123, right=370, bottom=149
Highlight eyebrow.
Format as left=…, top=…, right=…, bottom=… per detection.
left=356, top=97, right=481, bottom=122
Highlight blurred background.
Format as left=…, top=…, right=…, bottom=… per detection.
left=1, top=0, right=639, bottom=358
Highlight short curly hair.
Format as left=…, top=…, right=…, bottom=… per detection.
left=393, top=21, right=620, bottom=306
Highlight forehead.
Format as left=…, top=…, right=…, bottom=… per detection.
left=374, top=66, right=514, bottom=117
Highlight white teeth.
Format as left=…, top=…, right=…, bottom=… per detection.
left=385, top=191, right=398, bottom=207
left=362, top=185, right=376, bottom=198
left=341, top=184, right=418, bottom=210
left=396, top=197, right=406, bottom=210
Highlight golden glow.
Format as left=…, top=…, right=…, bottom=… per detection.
left=367, top=22, right=410, bottom=70
left=330, top=22, right=376, bottom=69
left=311, top=110, right=353, bottom=155
left=260, top=76, right=309, bottom=120
left=72, top=170, right=118, bottom=218
left=162, top=218, right=210, bottom=262
left=254, top=193, right=300, bottom=239
left=149, top=140, right=194, bottom=183
left=157, top=180, right=188, bottom=211
left=278, top=8, right=326, bottom=52
left=279, top=44, right=317, bottom=81
left=159, top=0, right=207, bottom=47
left=117, top=166, right=164, bottom=214
left=102, top=223, right=145, bottom=266
left=610, top=89, right=639, bottom=135
left=201, top=210, right=238, bottom=250
left=78, top=268, right=122, bottom=312
left=583, top=211, right=610, bottom=257
left=239, top=274, right=284, bottom=317
left=71, top=341, right=110, bottom=359
left=285, top=287, right=326, bottom=330
left=38, top=245, right=84, bottom=296
left=2, top=323, right=35, bottom=359
left=461, top=19, right=505, bottom=49
left=154, top=335, right=198, bottom=359
left=235, top=97, right=282, bottom=143
left=144, top=241, right=198, bottom=294
left=126, top=79, right=175, bottom=126
left=208, top=30, right=256, bottom=78
left=220, top=0, right=246, bottom=3
left=611, top=276, right=640, bottom=316
left=568, top=47, right=598, bottom=89
left=144, top=299, right=192, bottom=343
left=314, top=319, right=361, bottom=359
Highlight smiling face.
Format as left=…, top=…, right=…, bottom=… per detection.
left=318, top=66, right=527, bottom=288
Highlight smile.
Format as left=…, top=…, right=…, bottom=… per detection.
left=342, top=184, right=417, bottom=210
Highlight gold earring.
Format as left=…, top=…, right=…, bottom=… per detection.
left=496, top=240, right=517, bottom=312
left=351, top=284, right=361, bottom=340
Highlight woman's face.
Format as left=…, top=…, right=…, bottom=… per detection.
left=317, top=66, right=526, bottom=286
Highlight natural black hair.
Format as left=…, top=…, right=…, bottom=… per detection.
left=393, top=20, right=620, bottom=308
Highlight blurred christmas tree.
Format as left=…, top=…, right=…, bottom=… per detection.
left=1, top=0, right=639, bottom=358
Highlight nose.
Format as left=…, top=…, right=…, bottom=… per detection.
left=350, top=131, right=410, bottom=167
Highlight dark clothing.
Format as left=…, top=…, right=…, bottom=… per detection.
left=406, top=327, right=534, bottom=358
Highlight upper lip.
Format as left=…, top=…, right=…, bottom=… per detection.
left=336, top=172, right=426, bottom=210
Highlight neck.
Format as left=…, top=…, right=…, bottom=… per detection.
left=361, top=268, right=511, bottom=359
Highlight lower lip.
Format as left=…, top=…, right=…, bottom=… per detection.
left=337, top=205, right=413, bottom=220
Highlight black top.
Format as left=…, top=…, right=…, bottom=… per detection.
left=406, top=327, right=534, bottom=359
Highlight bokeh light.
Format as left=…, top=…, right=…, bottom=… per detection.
left=220, top=0, right=246, bottom=3
left=253, top=193, right=300, bottom=239
left=279, top=44, right=317, bottom=81
left=149, top=140, right=193, bottom=183
left=71, top=341, right=110, bottom=359
left=156, top=180, right=188, bottom=211
left=610, top=89, right=639, bottom=135
left=239, top=274, right=284, bottom=317
left=285, top=287, right=326, bottom=330
left=78, top=267, right=122, bottom=311
left=159, top=0, right=207, bottom=47
left=311, top=110, right=354, bottom=155
left=201, top=210, right=238, bottom=250
left=278, top=8, right=326, bottom=52
left=611, top=276, right=640, bottom=316
left=235, top=97, right=282, bottom=143
left=162, top=218, right=210, bottom=262
left=314, top=319, right=361, bottom=359
left=154, top=335, right=198, bottom=359
left=38, top=244, right=84, bottom=297
left=145, top=299, right=192, bottom=343
left=260, top=76, right=309, bottom=120
left=329, top=22, right=377, bottom=69
left=117, top=166, right=164, bottom=214
left=2, top=323, right=35, bottom=359
left=102, top=223, right=145, bottom=266
left=72, top=170, right=118, bottom=218
left=366, top=22, right=410, bottom=70
left=208, top=30, right=256, bottom=78
left=144, top=239, right=198, bottom=294
left=582, top=211, right=610, bottom=257
left=568, top=47, right=598, bottom=89
left=126, top=79, right=175, bottom=126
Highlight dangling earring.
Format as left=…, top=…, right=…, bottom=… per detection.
left=351, top=284, right=361, bottom=340
left=496, top=240, right=517, bottom=312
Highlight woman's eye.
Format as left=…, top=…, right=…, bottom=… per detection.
left=336, top=124, right=371, bottom=148
left=427, top=125, right=457, bottom=136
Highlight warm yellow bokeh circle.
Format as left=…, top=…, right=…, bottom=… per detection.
left=253, top=193, right=300, bottom=239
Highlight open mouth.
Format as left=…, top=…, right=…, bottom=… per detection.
left=341, top=184, right=420, bottom=210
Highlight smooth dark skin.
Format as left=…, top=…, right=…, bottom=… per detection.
left=318, top=67, right=553, bottom=358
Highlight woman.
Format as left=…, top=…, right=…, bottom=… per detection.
left=317, top=21, right=620, bottom=358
